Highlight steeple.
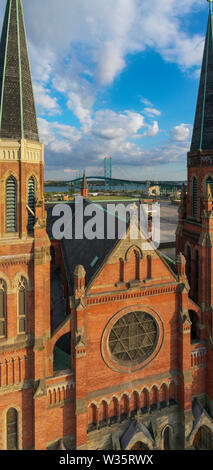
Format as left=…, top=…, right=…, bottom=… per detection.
left=0, top=0, right=39, bottom=141
left=81, top=171, right=88, bottom=198
left=191, top=1, right=213, bottom=151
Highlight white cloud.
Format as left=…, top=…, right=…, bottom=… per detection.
left=1, top=0, right=203, bottom=92
left=170, top=123, right=191, bottom=142
left=144, top=121, right=160, bottom=137
left=38, top=118, right=81, bottom=154
left=144, top=107, right=161, bottom=117
left=92, top=110, right=145, bottom=140
left=0, top=0, right=203, bottom=178
left=34, top=83, right=60, bottom=115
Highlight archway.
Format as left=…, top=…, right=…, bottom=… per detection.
left=130, top=441, right=149, bottom=450
left=163, top=426, right=172, bottom=450
left=193, top=425, right=213, bottom=450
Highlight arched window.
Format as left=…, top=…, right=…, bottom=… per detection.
left=27, top=177, right=35, bottom=231
left=88, top=404, right=97, bottom=432
left=147, top=255, right=152, bottom=279
left=163, top=426, right=172, bottom=450
left=18, top=277, right=27, bottom=334
left=192, top=177, right=198, bottom=217
left=194, top=426, right=213, bottom=450
left=7, top=408, right=18, bottom=450
left=134, top=250, right=140, bottom=280
left=206, top=176, right=213, bottom=196
left=0, top=279, right=6, bottom=337
left=119, top=258, right=124, bottom=282
left=6, top=176, right=17, bottom=232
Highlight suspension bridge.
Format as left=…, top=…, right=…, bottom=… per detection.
left=70, top=157, right=182, bottom=193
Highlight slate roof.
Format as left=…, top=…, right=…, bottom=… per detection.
left=46, top=199, right=133, bottom=292
left=0, top=0, right=39, bottom=141
left=191, top=9, right=213, bottom=151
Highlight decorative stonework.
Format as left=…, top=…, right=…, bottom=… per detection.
left=108, top=311, right=158, bottom=365
left=101, top=305, right=164, bottom=373
left=0, top=140, right=44, bottom=164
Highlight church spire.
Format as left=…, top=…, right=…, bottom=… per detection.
left=190, top=1, right=213, bottom=151
left=0, top=0, right=39, bottom=141
left=81, top=171, right=88, bottom=198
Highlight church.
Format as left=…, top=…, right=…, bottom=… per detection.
left=0, top=0, right=213, bottom=451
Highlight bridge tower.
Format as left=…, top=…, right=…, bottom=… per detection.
left=104, top=156, right=112, bottom=190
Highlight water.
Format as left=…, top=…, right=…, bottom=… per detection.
left=44, top=186, right=69, bottom=193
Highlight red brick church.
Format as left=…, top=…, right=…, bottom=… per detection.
left=0, top=0, right=213, bottom=451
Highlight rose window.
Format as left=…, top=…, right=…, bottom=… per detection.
left=108, top=311, right=158, bottom=365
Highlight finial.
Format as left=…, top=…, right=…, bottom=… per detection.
left=207, top=0, right=213, bottom=14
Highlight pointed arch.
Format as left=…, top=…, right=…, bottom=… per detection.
left=147, top=255, right=152, bottom=279
left=125, top=245, right=143, bottom=262
left=6, top=408, right=18, bottom=450
left=98, top=400, right=108, bottom=426
left=27, top=176, right=36, bottom=231
left=159, top=383, right=168, bottom=404
left=109, top=396, right=119, bottom=421
left=6, top=175, right=17, bottom=232
left=150, top=385, right=158, bottom=409
left=193, top=425, right=213, bottom=450
left=17, top=276, right=27, bottom=334
left=141, top=388, right=149, bottom=411
left=162, top=425, right=173, bottom=450
left=206, top=175, right=213, bottom=195
left=120, top=394, right=129, bottom=420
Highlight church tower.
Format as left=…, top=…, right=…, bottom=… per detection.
left=0, top=0, right=50, bottom=450
left=176, top=0, right=213, bottom=416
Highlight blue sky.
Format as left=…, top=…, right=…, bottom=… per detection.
left=0, top=0, right=210, bottom=180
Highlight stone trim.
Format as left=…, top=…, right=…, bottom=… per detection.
left=86, top=283, right=177, bottom=305
left=86, top=370, right=178, bottom=401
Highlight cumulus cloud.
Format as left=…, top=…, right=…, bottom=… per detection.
left=38, top=118, right=81, bottom=154
left=0, top=0, right=203, bottom=177
left=34, top=83, right=60, bottom=115
left=170, top=123, right=192, bottom=142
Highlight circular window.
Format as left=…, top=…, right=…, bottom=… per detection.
left=101, top=305, right=164, bottom=373
left=108, top=311, right=158, bottom=366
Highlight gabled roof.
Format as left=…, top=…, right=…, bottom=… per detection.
left=60, top=199, right=129, bottom=291
left=46, top=199, right=177, bottom=293
left=0, top=0, right=39, bottom=141
left=191, top=6, right=213, bottom=151
left=120, top=420, right=154, bottom=450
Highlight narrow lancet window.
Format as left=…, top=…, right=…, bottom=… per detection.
left=6, top=176, right=17, bottom=232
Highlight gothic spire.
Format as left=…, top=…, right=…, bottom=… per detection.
left=81, top=171, right=88, bottom=190
left=0, top=0, right=39, bottom=141
left=191, top=2, right=213, bottom=151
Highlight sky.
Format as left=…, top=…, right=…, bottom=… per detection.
left=0, top=0, right=210, bottom=181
